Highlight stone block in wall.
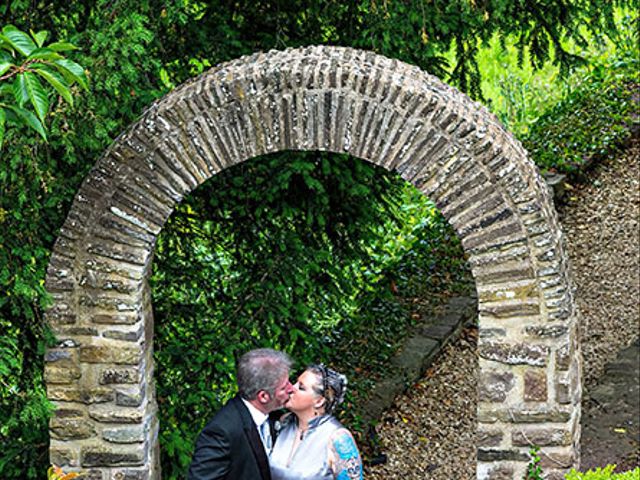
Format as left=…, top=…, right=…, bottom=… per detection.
left=85, top=243, right=147, bottom=267
left=103, top=326, right=143, bottom=342
left=478, top=407, right=572, bottom=424
left=78, top=293, right=139, bottom=312
left=80, top=345, right=142, bottom=365
left=116, top=387, right=145, bottom=407
left=477, top=282, right=538, bottom=303
left=45, top=365, right=81, bottom=384
left=103, top=425, right=145, bottom=444
left=81, top=445, right=145, bottom=467
left=58, top=326, right=99, bottom=337
left=524, top=369, right=548, bottom=402
left=556, top=361, right=580, bottom=405
left=112, top=469, right=149, bottom=480
left=479, top=328, right=507, bottom=339
left=477, top=448, right=530, bottom=461
left=79, top=270, right=140, bottom=294
left=462, top=222, right=525, bottom=253
left=45, top=311, right=77, bottom=325
left=48, top=386, right=115, bottom=404
left=478, top=370, right=515, bottom=402
left=46, top=348, right=78, bottom=363
left=524, top=325, right=569, bottom=339
left=50, top=446, right=79, bottom=467
left=77, top=470, right=105, bottom=480
left=83, top=258, right=145, bottom=281
left=512, top=427, right=572, bottom=447
left=477, top=463, right=514, bottom=480
left=99, top=367, right=141, bottom=385
left=50, top=419, right=96, bottom=440
left=479, top=342, right=549, bottom=366
left=477, top=428, right=504, bottom=447
left=93, top=313, right=141, bottom=325
left=548, top=306, right=572, bottom=320
left=479, top=300, right=540, bottom=318
left=539, top=449, right=575, bottom=469
left=89, top=404, right=145, bottom=424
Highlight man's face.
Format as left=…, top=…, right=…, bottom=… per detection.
left=266, top=373, right=294, bottom=411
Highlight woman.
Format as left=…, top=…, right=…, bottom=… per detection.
left=269, top=364, right=363, bottom=480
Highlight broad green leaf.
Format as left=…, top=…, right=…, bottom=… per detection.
left=23, top=71, right=49, bottom=124
left=0, top=83, right=12, bottom=96
left=32, top=65, right=73, bottom=106
left=0, top=107, right=5, bottom=148
left=27, top=47, right=62, bottom=61
left=46, top=42, right=79, bottom=52
left=30, top=29, right=48, bottom=48
left=0, top=50, right=12, bottom=63
left=4, top=104, right=46, bottom=141
left=1, top=25, right=36, bottom=56
left=0, top=61, right=13, bottom=76
left=53, top=58, right=88, bottom=89
left=13, top=73, right=28, bottom=107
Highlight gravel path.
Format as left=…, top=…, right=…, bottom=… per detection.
left=560, top=140, right=640, bottom=388
left=364, top=139, right=640, bottom=479
left=364, top=327, right=478, bottom=479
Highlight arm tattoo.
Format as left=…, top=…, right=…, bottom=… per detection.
left=330, top=430, right=363, bottom=480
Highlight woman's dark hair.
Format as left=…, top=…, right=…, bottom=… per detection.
left=307, top=364, right=347, bottom=415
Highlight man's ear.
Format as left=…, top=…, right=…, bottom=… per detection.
left=257, top=390, right=271, bottom=404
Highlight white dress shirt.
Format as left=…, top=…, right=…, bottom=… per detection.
left=241, top=398, right=271, bottom=451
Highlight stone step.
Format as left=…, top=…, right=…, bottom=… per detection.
left=360, top=291, right=477, bottom=423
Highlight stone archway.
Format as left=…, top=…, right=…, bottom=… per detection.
left=44, top=46, right=581, bottom=479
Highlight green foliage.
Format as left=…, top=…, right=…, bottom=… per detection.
left=524, top=446, right=544, bottom=480
left=475, top=6, right=639, bottom=174
left=0, top=24, right=87, bottom=146
left=0, top=2, right=165, bottom=477
left=522, top=48, right=639, bottom=175
left=565, top=466, right=640, bottom=479
left=525, top=447, right=640, bottom=480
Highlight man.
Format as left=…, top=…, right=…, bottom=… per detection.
left=188, top=348, right=294, bottom=480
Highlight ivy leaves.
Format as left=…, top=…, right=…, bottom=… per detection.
left=0, top=25, right=88, bottom=148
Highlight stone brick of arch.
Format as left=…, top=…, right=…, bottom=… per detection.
left=44, top=45, right=581, bottom=479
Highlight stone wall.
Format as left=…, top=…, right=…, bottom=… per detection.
left=44, top=45, right=581, bottom=479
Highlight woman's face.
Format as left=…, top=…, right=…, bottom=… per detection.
left=285, top=370, right=324, bottom=413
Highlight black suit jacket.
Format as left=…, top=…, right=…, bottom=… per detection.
left=187, top=395, right=271, bottom=480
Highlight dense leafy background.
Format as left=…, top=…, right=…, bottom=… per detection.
left=0, top=0, right=637, bottom=477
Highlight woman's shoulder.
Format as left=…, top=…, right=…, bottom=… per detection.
left=329, top=426, right=357, bottom=444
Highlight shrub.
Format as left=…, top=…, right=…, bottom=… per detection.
left=519, top=9, right=639, bottom=176
left=565, top=466, right=640, bottom=479
left=522, top=54, right=639, bottom=175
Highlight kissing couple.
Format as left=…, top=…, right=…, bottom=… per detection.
left=187, top=348, right=363, bottom=480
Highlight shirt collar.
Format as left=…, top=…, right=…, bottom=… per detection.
left=241, top=397, right=269, bottom=427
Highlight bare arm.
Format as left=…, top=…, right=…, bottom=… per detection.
left=328, top=428, right=363, bottom=480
